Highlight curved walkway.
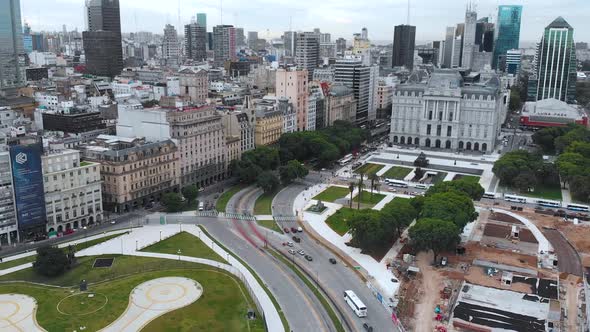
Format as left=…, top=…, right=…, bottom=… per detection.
left=0, top=294, right=45, bottom=332
left=99, top=277, right=202, bottom=332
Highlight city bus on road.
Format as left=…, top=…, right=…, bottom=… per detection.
left=344, top=290, right=367, bottom=317
left=504, top=194, right=528, bottom=204
left=566, top=203, right=590, bottom=212
left=338, top=154, right=354, bottom=166
left=387, top=179, right=409, bottom=188
left=482, top=192, right=497, bottom=199
left=535, top=199, right=562, bottom=208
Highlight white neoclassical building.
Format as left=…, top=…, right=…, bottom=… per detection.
left=389, top=69, right=508, bottom=153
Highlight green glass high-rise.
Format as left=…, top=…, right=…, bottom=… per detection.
left=529, top=17, right=577, bottom=103
left=197, top=13, right=207, bottom=30
left=0, top=0, right=25, bottom=92
left=492, top=5, right=522, bottom=69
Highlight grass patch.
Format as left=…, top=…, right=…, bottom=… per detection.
left=325, top=208, right=358, bottom=236
left=353, top=190, right=386, bottom=206
left=0, top=260, right=264, bottom=332
left=312, top=186, right=350, bottom=202
left=353, top=163, right=385, bottom=176
left=0, top=232, right=126, bottom=270
left=216, top=184, right=247, bottom=212
left=80, top=161, right=93, bottom=167
left=141, top=231, right=226, bottom=263
left=431, top=172, right=448, bottom=184
left=269, top=249, right=345, bottom=332
left=520, top=183, right=563, bottom=201
left=453, top=174, right=480, bottom=183
left=257, top=219, right=283, bottom=234
left=198, top=225, right=289, bottom=332
left=254, top=189, right=280, bottom=215
left=382, top=166, right=413, bottom=180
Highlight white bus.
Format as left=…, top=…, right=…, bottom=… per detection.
left=566, top=203, right=590, bottom=212
left=504, top=194, right=527, bottom=204
left=482, top=192, right=497, bottom=199
left=536, top=199, right=561, bottom=208
left=338, top=154, right=354, bottom=166
left=389, top=180, right=409, bottom=188
left=343, top=290, right=367, bottom=317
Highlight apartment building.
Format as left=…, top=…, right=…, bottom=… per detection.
left=254, top=99, right=283, bottom=146
left=178, top=68, right=208, bottom=104
left=276, top=67, right=308, bottom=131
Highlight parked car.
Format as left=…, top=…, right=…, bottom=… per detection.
left=441, top=256, right=448, bottom=266
left=329, top=258, right=337, bottom=264
left=305, top=255, right=313, bottom=261
left=283, top=227, right=290, bottom=233
left=297, top=227, right=303, bottom=233
left=288, top=249, right=296, bottom=255
left=292, top=236, right=301, bottom=243
left=297, top=250, right=305, bottom=256
left=290, top=227, right=297, bottom=233
left=286, top=242, right=294, bottom=247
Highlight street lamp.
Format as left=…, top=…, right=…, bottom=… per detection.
left=179, top=221, right=182, bottom=232
left=177, top=249, right=181, bottom=260
left=135, top=240, right=138, bottom=251
left=159, top=230, right=162, bottom=241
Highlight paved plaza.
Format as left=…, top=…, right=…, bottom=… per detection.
left=0, top=294, right=45, bottom=332
left=100, top=277, right=202, bottom=332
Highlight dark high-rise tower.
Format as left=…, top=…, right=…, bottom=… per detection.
left=0, top=0, right=25, bottom=93
left=83, top=0, right=123, bottom=77
left=392, top=25, right=416, bottom=70
left=185, top=23, right=207, bottom=62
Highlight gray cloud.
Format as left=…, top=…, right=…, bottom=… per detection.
left=21, top=0, right=590, bottom=44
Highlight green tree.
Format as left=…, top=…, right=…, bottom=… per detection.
left=357, top=173, right=365, bottom=210
left=279, top=160, right=309, bottom=185
left=532, top=127, right=567, bottom=153
left=257, top=171, right=280, bottom=193
left=508, top=85, right=522, bottom=112
left=492, top=150, right=541, bottom=186
left=555, top=126, right=590, bottom=153
left=409, top=218, right=461, bottom=264
left=34, top=246, right=70, bottom=277
left=181, top=185, right=199, bottom=205
left=381, top=198, right=417, bottom=238
left=426, top=178, right=484, bottom=200
left=421, top=191, right=477, bottom=230
left=162, top=193, right=183, bottom=212
left=410, top=195, right=426, bottom=214
left=513, top=171, right=538, bottom=193
left=348, top=182, right=355, bottom=209
left=368, top=173, right=380, bottom=199
left=347, top=210, right=386, bottom=252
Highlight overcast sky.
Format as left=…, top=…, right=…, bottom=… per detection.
left=21, top=0, right=590, bottom=45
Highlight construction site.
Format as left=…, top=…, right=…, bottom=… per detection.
left=388, top=206, right=589, bottom=332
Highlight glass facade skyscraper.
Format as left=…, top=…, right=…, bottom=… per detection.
left=83, top=0, right=123, bottom=77
left=197, top=13, right=207, bottom=30
left=529, top=17, right=577, bottom=103
left=0, top=0, right=25, bottom=91
left=492, top=5, right=522, bottom=69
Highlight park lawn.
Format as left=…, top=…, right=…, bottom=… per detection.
left=216, top=184, right=247, bottom=212
left=432, top=172, right=448, bottom=184
left=141, top=231, right=226, bottom=263
left=0, top=232, right=126, bottom=270
left=312, top=186, right=350, bottom=202
left=382, top=166, right=413, bottom=180
left=453, top=174, right=481, bottom=183
left=0, top=259, right=263, bottom=332
left=254, top=190, right=279, bottom=215
left=353, top=190, right=386, bottom=206
left=521, top=183, right=563, bottom=201
left=325, top=208, right=358, bottom=236
left=257, top=219, right=284, bottom=234
left=354, top=163, right=385, bottom=176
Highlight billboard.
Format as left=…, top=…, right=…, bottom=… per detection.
left=9, top=142, right=47, bottom=231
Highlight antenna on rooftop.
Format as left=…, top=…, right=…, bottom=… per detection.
left=407, top=0, right=411, bottom=25
left=177, top=0, right=181, bottom=33
left=220, top=0, right=224, bottom=25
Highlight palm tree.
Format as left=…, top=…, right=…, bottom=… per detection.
left=348, top=182, right=355, bottom=208
left=357, top=173, right=365, bottom=210
left=368, top=173, right=379, bottom=200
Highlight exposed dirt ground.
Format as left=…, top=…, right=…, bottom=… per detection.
left=564, top=274, right=582, bottom=331
left=413, top=252, right=445, bottom=332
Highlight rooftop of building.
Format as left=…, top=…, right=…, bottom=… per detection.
left=546, top=16, right=573, bottom=30
left=329, top=84, right=354, bottom=97
left=523, top=98, right=586, bottom=119
left=83, top=135, right=176, bottom=159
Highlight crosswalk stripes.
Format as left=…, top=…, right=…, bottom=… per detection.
left=273, top=215, right=297, bottom=222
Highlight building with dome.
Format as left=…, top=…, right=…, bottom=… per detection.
left=389, top=69, right=508, bottom=152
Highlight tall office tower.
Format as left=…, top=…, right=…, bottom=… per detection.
left=213, top=25, right=236, bottom=67
left=248, top=31, right=258, bottom=49
left=185, top=23, right=207, bottom=62
left=0, top=0, right=25, bottom=93
left=505, top=49, right=522, bottom=75
left=529, top=17, right=577, bottom=103
left=196, top=13, right=207, bottom=29
left=361, top=27, right=368, bottom=40
left=334, top=59, right=372, bottom=125
left=283, top=31, right=297, bottom=57
left=462, top=5, right=477, bottom=69
left=276, top=67, right=309, bottom=131
left=493, top=5, right=522, bottom=69
left=336, top=38, right=346, bottom=55
left=443, top=27, right=455, bottom=68
left=392, top=24, right=416, bottom=70
left=295, top=32, right=320, bottom=79
left=162, top=24, right=180, bottom=66
left=475, top=17, right=495, bottom=52
left=235, top=28, right=245, bottom=47
left=320, top=33, right=331, bottom=43
left=83, top=0, right=123, bottom=77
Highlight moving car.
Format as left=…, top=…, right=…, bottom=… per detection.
left=297, top=227, right=303, bottom=233
left=283, top=227, right=290, bottom=233
left=292, top=236, right=301, bottom=243
left=329, top=258, right=337, bottom=264
left=286, top=242, right=294, bottom=247
left=297, top=250, right=305, bottom=256
left=305, top=255, right=313, bottom=261
left=288, top=249, right=296, bottom=255
left=290, top=227, right=297, bottom=233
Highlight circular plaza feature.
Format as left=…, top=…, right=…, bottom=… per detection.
left=99, top=277, right=202, bottom=332
left=0, top=294, right=45, bottom=332
left=56, top=292, right=108, bottom=316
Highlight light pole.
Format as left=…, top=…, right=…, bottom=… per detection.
left=120, top=237, right=123, bottom=254
left=179, top=221, right=182, bottom=232
left=135, top=240, right=138, bottom=251
left=159, top=230, right=162, bottom=241
left=177, top=249, right=181, bottom=260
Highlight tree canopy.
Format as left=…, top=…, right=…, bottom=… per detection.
left=492, top=150, right=560, bottom=194
left=409, top=218, right=460, bottom=264
left=421, top=191, right=477, bottom=230
left=162, top=192, right=183, bottom=212
left=34, top=246, right=70, bottom=277
left=279, top=160, right=309, bottom=185
left=181, top=185, right=199, bottom=204
left=257, top=171, right=280, bottom=193
left=426, top=178, right=484, bottom=200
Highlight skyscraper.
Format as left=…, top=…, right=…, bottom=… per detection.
left=283, top=31, right=297, bottom=57
left=462, top=5, right=477, bottom=69
left=213, top=25, right=236, bottom=67
left=83, top=0, right=123, bottom=77
left=295, top=32, right=320, bottom=79
left=162, top=24, right=180, bottom=66
left=529, top=17, right=577, bottom=103
left=336, top=38, right=346, bottom=55
left=185, top=23, right=207, bottom=62
left=334, top=59, right=372, bottom=125
left=248, top=31, right=258, bottom=49
left=196, top=13, right=207, bottom=30
left=493, top=5, right=522, bottom=69
left=443, top=27, right=455, bottom=68
left=392, top=25, right=416, bottom=70
left=235, top=28, right=245, bottom=47
left=0, top=0, right=25, bottom=92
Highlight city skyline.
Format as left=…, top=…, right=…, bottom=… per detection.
left=21, top=0, right=590, bottom=44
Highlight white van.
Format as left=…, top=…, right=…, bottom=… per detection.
left=415, top=184, right=428, bottom=190
left=198, top=202, right=204, bottom=211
